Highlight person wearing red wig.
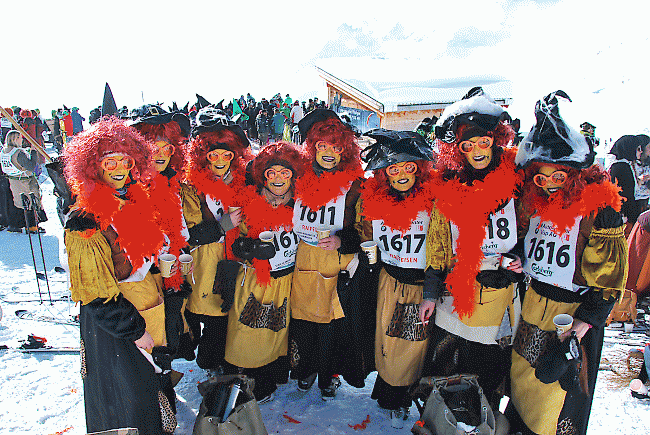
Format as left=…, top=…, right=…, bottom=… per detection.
left=505, top=91, right=627, bottom=435
left=289, top=109, right=364, bottom=400
left=63, top=117, right=175, bottom=435
left=418, top=87, right=524, bottom=417
left=357, top=129, right=436, bottom=428
left=130, top=104, right=192, bottom=412
left=222, top=141, right=303, bottom=402
left=182, top=107, right=250, bottom=372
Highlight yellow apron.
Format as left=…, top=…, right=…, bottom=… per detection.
left=225, top=266, right=292, bottom=368
left=186, top=242, right=227, bottom=316
left=119, top=271, right=167, bottom=347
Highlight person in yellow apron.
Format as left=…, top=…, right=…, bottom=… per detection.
left=131, top=104, right=193, bottom=412
left=507, top=91, right=627, bottom=435
left=418, top=87, right=524, bottom=414
left=290, top=109, right=364, bottom=400
left=356, top=129, right=435, bottom=428
left=181, top=107, right=251, bottom=372
left=64, top=117, right=175, bottom=435
left=224, top=141, right=303, bottom=402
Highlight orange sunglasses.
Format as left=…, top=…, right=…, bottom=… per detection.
left=533, top=170, right=568, bottom=188
left=101, top=156, right=135, bottom=171
left=459, top=136, right=493, bottom=153
left=207, top=149, right=234, bottom=162
left=315, top=141, right=343, bottom=154
left=264, top=167, right=293, bottom=180
left=386, top=162, right=417, bottom=177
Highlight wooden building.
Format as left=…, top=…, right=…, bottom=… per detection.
left=315, top=58, right=512, bottom=133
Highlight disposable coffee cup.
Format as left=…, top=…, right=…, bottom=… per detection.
left=360, top=241, right=378, bottom=265
left=630, top=379, right=648, bottom=395
left=178, top=254, right=194, bottom=275
left=553, top=314, right=573, bottom=337
left=624, top=323, right=635, bottom=333
left=259, top=231, right=274, bottom=243
left=228, top=206, right=241, bottom=213
left=316, top=226, right=331, bottom=240
left=159, top=254, right=176, bottom=278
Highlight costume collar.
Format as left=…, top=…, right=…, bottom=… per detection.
left=295, top=165, right=363, bottom=210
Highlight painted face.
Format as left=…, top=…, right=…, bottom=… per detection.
left=264, top=165, right=293, bottom=196
left=386, top=161, right=417, bottom=192
left=315, top=141, right=342, bottom=170
left=460, top=136, right=493, bottom=170
left=152, top=139, right=174, bottom=172
left=207, top=148, right=234, bottom=177
left=534, top=164, right=567, bottom=196
left=99, top=154, right=134, bottom=190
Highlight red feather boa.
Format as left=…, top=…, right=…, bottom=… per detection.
left=433, top=148, right=523, bottom=318
left=74, top=181, right=166, bottom=272
left=149, top=172, right=187, bottom=290
left=360, top=176, right=436, bottom=233
left=239, top=188, right=295, bottom=286
left=294, top=167, right=364, bottom=210
left=525, top=180, right=622, bottom=234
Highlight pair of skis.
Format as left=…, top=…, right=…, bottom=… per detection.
left=0, top=334, right=79, bottom=353
left=15, top=309, right=79, bottom=327
left=21, top=193, right=52, bottom=304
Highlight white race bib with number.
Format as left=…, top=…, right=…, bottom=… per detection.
left=450, top=199, right=517, bottom=256
left=523, top=216, right=581, bottom=291
left=206, top=195, right=225, bottom=243
left=372, top=211, right=430, bottom=269
left=267, top=227, right=299, bottom=272
left=293, top=191, right=347, bottom=246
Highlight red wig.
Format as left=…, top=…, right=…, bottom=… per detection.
left=436, top=121, right=515, bottom=172
left=64, top=117, right=156, bottom=196
left=184, top=129, right=250, bottom=178
left=303, top=117, right=361, bottom=172
left=250, top=141, right=304, bottom=187
left=521, top=162, right=610, bottom=210
left=133, top=121, right=186, bottom=173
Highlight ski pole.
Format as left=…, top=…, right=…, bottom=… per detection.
left=30, top=193, right=52, bottom=304
left=21, top=193, right=43, bottom=304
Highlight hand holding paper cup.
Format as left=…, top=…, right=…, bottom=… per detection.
left=316, top=225, right=331, bottom=240
left=179, top=254, right=194, bottom=275
left=553, top=314, right=573, bottom=337
left=259, top=231, right=274, bottom=243
left=360, top=241, right=378, bottom=265
left=159, top=254, right=177, bottom=278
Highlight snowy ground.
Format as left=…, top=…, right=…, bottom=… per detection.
left=1, top=147, right=649, bottom=435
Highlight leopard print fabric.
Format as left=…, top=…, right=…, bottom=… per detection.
left=556, top=417, right=577, bottom=435
left=80, top=339, right=87, bottom=379
left=159, top=390, right=177, bottom=433
left=238, top=293, right=288, bottom=332
left=512, top=318, right=556, bottom=367
left=386, top=302, right=428, bottom=341
left=289, top=339, right=299, bottom=368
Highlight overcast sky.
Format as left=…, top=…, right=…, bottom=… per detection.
left=3, top=0, right=648, bottom=141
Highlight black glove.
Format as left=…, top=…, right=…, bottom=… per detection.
left=188, top=220, right=225, bottom=246
left=252, top=239, right=276, bottom=260
left=214, top=260, right=241, bottom=312
left=231, top=237, right=255, bottom=261
left=535, top=332, right=582, bottom=392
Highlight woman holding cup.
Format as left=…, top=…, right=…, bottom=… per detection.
left=223, top=142, right=302, bottom=402
left=418, top=88, right=523, bottom=415
left=182, top=108, right=250, bottom=372
left=290, top=109, right=364, bottom=400
left=507, top=91, right=627, bottom=435
left=357, top=129, right=436, bottom=427
left=63, top=117, right=174, bottom=434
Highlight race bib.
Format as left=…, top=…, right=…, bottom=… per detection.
left=450, top=199, right=517, bottom=256
left=206, top=195, right=225, bottom=243
left=372, top=211, right=429, bottom=269
left=267, top=227, right=299, bottom=272
left=523, top=216, right=581, bottom=291
left=293, top=192, right=346, bottom=246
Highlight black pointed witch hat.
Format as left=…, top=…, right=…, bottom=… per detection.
left=515, top=91, right=595, bottom=170
left=102, top=83, right=119, bottom=117
left=361, top=128, right=434, bottom=171
left=195, top=94, right=211, bottom=110
left=128, top=104, right=191, bottom=138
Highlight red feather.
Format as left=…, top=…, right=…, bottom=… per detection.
left=294, top=167, right=363, bottom=210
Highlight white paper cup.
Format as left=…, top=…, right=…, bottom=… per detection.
left=259, top=231, right=274, bottom=243
left=624, top=323, right=635, bottom=333
left=630, top=379, right=648, bottom=395
left=159, top=254, right=176, bottom=278
left=360, top=241, right=378, bottom=265
left=316, top=226, right=331, bottom=240
left=553, top=314, right=573, bottom=337
left=178, top=254, right=194, bottom=275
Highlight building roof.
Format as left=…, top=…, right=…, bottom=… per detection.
left=316, top=57, right=512, bottom=113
